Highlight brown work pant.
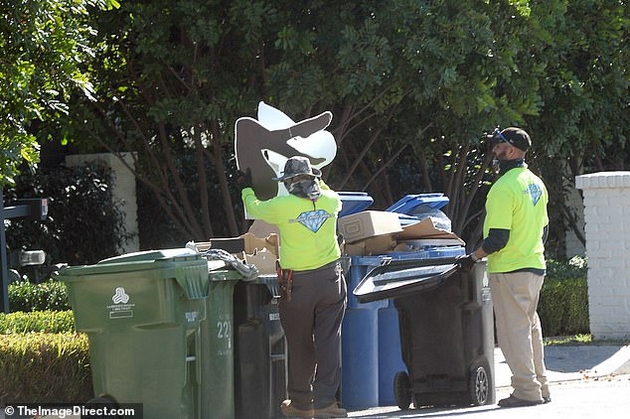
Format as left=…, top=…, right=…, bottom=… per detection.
left=279, top=261, right=347, bottom=410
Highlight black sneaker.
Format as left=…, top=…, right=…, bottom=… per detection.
left=498, top=394, right=544, bottom=408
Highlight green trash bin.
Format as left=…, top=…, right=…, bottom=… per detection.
left=199, top=264, right=243, bottom=419
left=58, top=248, right=240, bottom=419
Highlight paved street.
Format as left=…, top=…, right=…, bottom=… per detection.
left=348, top=374, right=630, bottom=418
left=348, top=344, right=630, bottom=419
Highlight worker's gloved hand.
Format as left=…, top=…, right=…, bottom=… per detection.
left=456, top=254, right=476, bottom=272
left=236, top=168, right=253, bottom=189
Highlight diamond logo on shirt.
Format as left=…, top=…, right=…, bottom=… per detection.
left=296, top=209, right=331, bottom=233
left=528, top=184, right=543, bottom=206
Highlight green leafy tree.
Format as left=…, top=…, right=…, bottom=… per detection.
left=0, top=0, right=119, bottom=185
left=60, top=0, right=628, bottom=255
left=64, top=0, right=278, bottom=242
left=525, top=0, right=629, bottom=255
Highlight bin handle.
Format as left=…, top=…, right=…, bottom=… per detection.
left=184, top=326, right=203, bottom=410
left=195, top=326, right=202, bottom=396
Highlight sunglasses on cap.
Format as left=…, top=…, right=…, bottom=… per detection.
left=493, top=127, right=510, bottom=144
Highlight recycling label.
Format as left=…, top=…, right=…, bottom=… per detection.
left=107, top=287, right=136, bottom=319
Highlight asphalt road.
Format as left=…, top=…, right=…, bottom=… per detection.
left=348, top=373, right=630, bottom=418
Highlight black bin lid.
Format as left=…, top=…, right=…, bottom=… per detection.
left=352, top=257, right=459, bottom=303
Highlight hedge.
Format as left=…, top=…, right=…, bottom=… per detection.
left=8, top=280, right=70, bottom=312
left=539, top=276, right=589, bottom=336
left=0, top=333, right=92, bottom=403
left=539, top=256, right=589, bottom=337
left=0, top=310, right=75, bottom=334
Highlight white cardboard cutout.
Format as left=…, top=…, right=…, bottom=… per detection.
left=235, top=102, right=337, bottom=210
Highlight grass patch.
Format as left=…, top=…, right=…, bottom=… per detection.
left=545, top=334, right=630, bottom=346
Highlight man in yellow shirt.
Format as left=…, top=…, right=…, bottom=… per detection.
left=241, top=156, right=347, bottom=418
left=463, top=127, right=550, bottom=408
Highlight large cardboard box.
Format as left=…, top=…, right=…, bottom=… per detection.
left=338, top=210, right=403, bottom=243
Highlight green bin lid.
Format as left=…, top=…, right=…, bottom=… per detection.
left=97, top=248, right=200, bottom=264
left=58, top=248, right=210, bottom=299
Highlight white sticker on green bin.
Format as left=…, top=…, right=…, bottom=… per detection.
left=185, top=311, right=199, bottom=323
left=107, top=286, right=135, bottom=319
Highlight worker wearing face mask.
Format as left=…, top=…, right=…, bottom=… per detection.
left=460, top=127, right=550, bottom=408
left=240, top=156, right=347, bottom=418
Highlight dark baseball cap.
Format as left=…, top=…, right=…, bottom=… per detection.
left=489, top=127, right=532, bottom=151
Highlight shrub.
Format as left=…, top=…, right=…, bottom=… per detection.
left=0, top=333, right=92, bottom=403
left=546, top=255, right=587, bottom=280
left=8, top=280, right=70, bottom=312
left=0, top=310, right=75, bottom=334
left=4, top=161, right=130, bottom=270
left=539, top=256, right=589, bottom=337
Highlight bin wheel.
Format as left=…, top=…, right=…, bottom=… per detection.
left=394, top=371, right=412, bottom=410
left=469, top=361, right=491, bottom=406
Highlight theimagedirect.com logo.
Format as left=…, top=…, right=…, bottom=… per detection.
left=4, top=403, right=141, bottom=418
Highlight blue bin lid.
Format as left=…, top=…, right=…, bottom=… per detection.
left=338, top=191, right=374, bottom=217
left=386, top=193, right=449, bottom=215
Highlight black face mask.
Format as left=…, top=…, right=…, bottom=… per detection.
left=497, top=158, right=525, bottom=175
left=285, top=177, right=321, bottom=200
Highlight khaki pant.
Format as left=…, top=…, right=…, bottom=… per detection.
left=490, top=271, right=549, bottom=402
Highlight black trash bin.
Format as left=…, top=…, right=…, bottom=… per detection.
left=233, top=274, right=287, bottom=419
left=353, top=258, right=495, bottom=410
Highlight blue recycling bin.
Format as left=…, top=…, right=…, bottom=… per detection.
left=385, top=193, right=449, bottom=213
left=341, top=307, right=379, bottom=409
left=338, top=191, right=374, bottom=217
left=341, top=256, right=388, bottom=410
left=378, top=302, right=406, bottom=406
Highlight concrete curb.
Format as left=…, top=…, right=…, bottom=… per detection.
left=495, top=344, right=630, bottom=389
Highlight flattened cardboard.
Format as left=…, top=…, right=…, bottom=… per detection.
left=343, top=234, right=397, bottom=256
left=240, top=232, right=279, bottom=256
left=396, top=217, right=464, bottom=241
left=364, top=234, right=398, bottom=255
left=244, top=248, right=277, bottom=275
left=234, top=102, right=335, bottom=202
left=247, top=219, right=281, bottom=241
left=239, top=232, right=279, bottom=275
